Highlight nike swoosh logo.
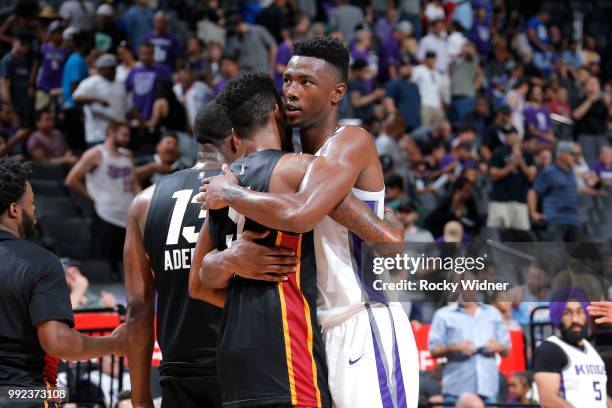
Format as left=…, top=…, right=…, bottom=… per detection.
left=349, top=354, right=365, bottom=365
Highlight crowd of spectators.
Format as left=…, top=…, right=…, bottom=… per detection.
left=0, top=0, right=610, bottom=406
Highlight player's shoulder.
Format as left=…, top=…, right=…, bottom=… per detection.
left=535, top=339, right=565, bottom=358
left=278, top=152, right=315, bottom=168
left=327, top=125, right=376, bottom=153
left=5, top=237, right=62, bottom=272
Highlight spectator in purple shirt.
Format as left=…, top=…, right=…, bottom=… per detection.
left=27, top=110, right=77, bottom=165
left=350, top=24, right=373, bottom=64
left=145, top=11, right=181, bottom=71
left=214, top=53, right=240, bottom=96
left=374, top=8, right=399, bottom=43
left=470, top=4, right=492, bottom=57
left=378, top=21, right=412, bottom=83
left=274, top=37, right=292, bottom=92
left=36, top=20, right=67, bottom=94
left=125, top=41, right=172, bottom=121
left=185, top=37, right=206, bottom=75
left=524, top=85, right=555, bottom=148
left=593, top=146, right=612, bottom=189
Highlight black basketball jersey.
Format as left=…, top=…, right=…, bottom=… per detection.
left=143, top=168, right=222, bottom=375
left=208, top=149, right=331, bottom=408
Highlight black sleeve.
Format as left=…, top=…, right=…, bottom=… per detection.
left=208, top=210, right=220, bottom=250
left=29, top=255, right=74, bottom=328
left=533, top=341, right=568, bottom=374
left=488, top=147, right=504, bottom=168
left=524, top=151, right=535, bottom=166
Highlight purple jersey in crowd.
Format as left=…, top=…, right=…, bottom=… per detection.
left=145, top=33, right=181, bottom=70
left=592, top=162, right=612, bottom=184
left=470, top=19, right=492, bottom=55
left=378, top=33, right=401, bottom=83
left=524, top=105, right=551, bottom=134
left=274, top=41, right=292, bottom=91
left=125, top=63, right=172, bottom=120
left=37, top=42, right=68, bottom=92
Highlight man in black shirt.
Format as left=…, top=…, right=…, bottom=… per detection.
left=480, top=105, right=511, bottom=162
left=486, top=125, right=536, bottom=231
left=533, top=289, right=609, bottom=407
left=0, top=158, right=125, bottom=394
left=573, top=76, right=609, bottom=165
left=124, top=101, right=298, bottom=408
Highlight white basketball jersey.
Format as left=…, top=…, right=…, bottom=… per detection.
left=547, top=335, right=607, bottom=408
left=85, top=145, right=135, bottom=228
left=314, top=140, right=386, bottom=329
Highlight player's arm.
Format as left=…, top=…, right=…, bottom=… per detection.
left=534, top=373, right=574, bottom=408
left=124, top=188, right=155, bottom=408
left=37, top=320, right=126, bottom=361
left=271, top=153, right=404, bottom=251
left=188, top=216, right=227, bottom=307
left=200, top=128, right=394, bottom=237
left=197, top=231, right=297, bottom=290
left=328, top=196, right=404, bottom=253
left=65, top=148, right=100, bottom=201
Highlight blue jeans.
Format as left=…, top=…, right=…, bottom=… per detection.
left=449, top=96, right=475, bottom=125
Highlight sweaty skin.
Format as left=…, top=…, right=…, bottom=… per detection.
left=192, top=113, right=402, bottom=299
left=199, top=56, right=403, bottom=247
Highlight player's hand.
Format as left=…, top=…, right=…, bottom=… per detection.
left=227, top=230, right=299, bottom=282
left=485, top=339, right=505, bottom=354
left=587, top=301, right=612, bottom=324
left=110, top=323, right=128, bottom=356
left=451, top=340, right=476, bottom=356
left=198, top=164, right=239, bottom=210
left=100, top=291, right=118, bottom=308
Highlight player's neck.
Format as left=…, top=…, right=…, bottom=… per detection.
left=0, top=222, right=19, bottom=238
left=299, top=110, right=339, bottom=154
left=243, top=121, right=281, bottom=155
left=193, top=144, right=226, bottom=169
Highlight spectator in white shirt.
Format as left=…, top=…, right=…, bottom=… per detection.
left=72, top=54, right=132, bottom=147
left=417, top=19, right=449, bottom=73
left=172, top=63, right=213, bottom=129
left=412, top=50, right=445, bottom=127
left=59, top=0, right=95, bottom=32
left=447, top=20, right=468, bottom=61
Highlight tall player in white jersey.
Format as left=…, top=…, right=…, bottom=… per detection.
left=200, top=37, right=419, bottom=408
left=534, top=292, right=610, bottom=408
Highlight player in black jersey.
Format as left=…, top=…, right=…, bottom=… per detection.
left=124, top=101, right=299, bottom=408
left=190, top=73, right=402, bottom=408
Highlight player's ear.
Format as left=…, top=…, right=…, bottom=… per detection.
left=273, top=103, right=282, bottom=121
left=230, top=129, right=241, bottom=154
left=331, top=82, right=347, bottom=105
left=7, top=202, right=19, bottom=219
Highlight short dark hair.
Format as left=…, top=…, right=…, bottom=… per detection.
left=106, top=120, right=128, bottom=135
left=292, top=36, right=349, bottom=82
left=193, top=101, right=232, bottom=145
left=139, top=40, right=154, bottom=49
left=397, top=198, right=417, bottom=214
left=35, top=109, right=52, bottom=123
left=217, top=72, right=278, bottom=139
left=384, top=174, right=404, bottom=190
left=0, top=158, right=31, bottom=214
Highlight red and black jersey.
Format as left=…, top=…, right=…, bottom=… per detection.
left=208, top=149, right=331, bottom=408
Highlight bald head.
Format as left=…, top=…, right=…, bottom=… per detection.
left=456, top=393, right=484, bottom=408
